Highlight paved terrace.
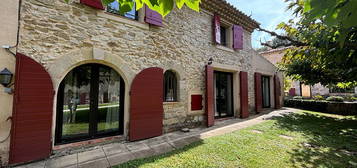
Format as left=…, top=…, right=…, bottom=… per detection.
left=16, top=108, right=298, bottom=168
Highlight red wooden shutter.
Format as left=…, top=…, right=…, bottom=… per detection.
left=80, top=0, right=104, bottom=10
left=274, top=75, right=282, bottom=109
left=233, top=25, right=243, bottom=50
left=213, top=14, right=221, bottom=44
left=129, top=67, right=163, bottom=141
left=9, top=53, right=54, bottom=164
left=145, top=5, right=163, bottom=26
left=240, top=71, right=249, bottom=118
left=205, top=65, right=214, bottom=127
left=254, top=73, right=262, bottom=113
left=191, top=95, right=203, bottom=111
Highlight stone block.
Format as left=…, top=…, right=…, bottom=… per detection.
left=45, top=153, right=77, bottom=168
left=107, top=152, right=134, bottom=166
left=102, top=143, right=128, bottom=156
left=78, top=158, right=109, bottom=168
left=78, top=148, right=106, bottom=164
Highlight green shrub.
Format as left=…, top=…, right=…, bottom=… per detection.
left=313, top=95, right=325, bottom=101
left=326, top=96, right=344, bottom=102
left=344, top=95, right=357, bottom=102
left=293, top=96, right=303, bottom=99
left=284, top=99, right=357, bottom=115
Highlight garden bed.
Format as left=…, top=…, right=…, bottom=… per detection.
left=284, top=99, right=357, bottom=115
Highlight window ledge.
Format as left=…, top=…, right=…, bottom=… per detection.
left=97, top=11, right=149, bottom=30
left=216, top=45, right=235, bottom=53
left=163, top=101, right=180, bottom=105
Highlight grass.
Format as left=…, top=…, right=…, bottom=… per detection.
left=115, top=111, right=357, bottom=168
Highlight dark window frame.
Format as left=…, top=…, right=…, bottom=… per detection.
left=214, top=71, right=234, bottom=119
left=261, top=75, right=271, bottom=108
left=163, top=70, right=178, bottom=102
left=55, top=64, right=125, bottom=145
left=106, top=1, right=139, bottom=20
left=220, top=26, right=228, bottom=46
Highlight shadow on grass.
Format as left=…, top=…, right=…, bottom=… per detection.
left=272, top=112, right=357, bottom=167
left=116, top=140, right=205, bottom=168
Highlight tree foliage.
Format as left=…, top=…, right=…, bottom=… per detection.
left=260, top=0, right=357, bottom=86
left=65, top=0, right=201, bottom=17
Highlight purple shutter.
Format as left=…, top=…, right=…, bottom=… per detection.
left=145, top=5, right=163, bottom=26
left=213, top=14, right=221, bottom=44
left=233, top=25, right=243, bottom=49
left=80, top=0, right=104, bottom=10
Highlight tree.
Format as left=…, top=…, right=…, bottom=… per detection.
left=259, top=0, right=357, bottom=87
left=65, top=0, right=201, bottom=17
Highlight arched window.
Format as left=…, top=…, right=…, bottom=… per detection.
left=164, top=70, right=178, bottom=102
left=55, top=64, right=125, bottom=144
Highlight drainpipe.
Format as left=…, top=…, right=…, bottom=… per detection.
left=2, top=0, right=22, bottom=57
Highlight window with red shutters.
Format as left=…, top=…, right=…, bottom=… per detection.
left=213, top=14, right=221, bottom=44
left=233, top=25, right=243, bottom=50
left=144, top=5, right=163, bottom=26
left=80, top=0, right=104, bottom=10
left=191, top=95, right=203, bottom=111
left=240, top=71, right=249, bottom=118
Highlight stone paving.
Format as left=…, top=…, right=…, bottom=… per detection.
left=15, top=108, right=298, bottom=168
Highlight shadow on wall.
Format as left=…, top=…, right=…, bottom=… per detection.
left=273, top=112, right=357, bottom=167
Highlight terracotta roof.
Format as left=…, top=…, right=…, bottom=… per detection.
left=201, top=0, right=260, bottom=32
left=259, top=46, right=293, bottom=55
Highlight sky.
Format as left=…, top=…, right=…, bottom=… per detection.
left=226, top=0, right=295, bottom=49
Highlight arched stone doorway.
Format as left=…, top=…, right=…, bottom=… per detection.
left=55, top=63, right=125, bottom=144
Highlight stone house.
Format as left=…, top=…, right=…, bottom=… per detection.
left=260, top=47, right=357, bottom=97
left=0, top=0, right=283, bottom=166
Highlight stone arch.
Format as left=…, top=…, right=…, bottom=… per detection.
left=47, top=47, right=135, bottom=141
left=161, top=63, right=186, bottom=103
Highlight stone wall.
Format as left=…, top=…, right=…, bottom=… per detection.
left=12, top=0, right=278, bottom=147
left=0, top=0, right=282, bottom=165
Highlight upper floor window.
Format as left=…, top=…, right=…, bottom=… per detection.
left=164, top=70, right=178, bottom=102
left=107, top=1, right=138, bottom=20
left=220, top=26, right=228, bottom=46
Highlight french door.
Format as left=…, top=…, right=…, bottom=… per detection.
left=214, top=71, right=234, bottom=118
left=55, top=64, right=125, bottom=144
left=261, top=76, right=271, bottom=108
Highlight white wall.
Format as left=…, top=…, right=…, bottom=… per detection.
left=0, top=0, right=19, bottom=165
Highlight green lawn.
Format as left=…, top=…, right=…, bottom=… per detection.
left=115, top=111, right=357, bottom=168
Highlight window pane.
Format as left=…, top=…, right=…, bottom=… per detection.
left=61, top=65, right=91, bottom=138
left=220, top=26, right=227, bottom=46
left=262, top=76, right=270, bottom=107
left=107, top=1, right=137, bottom=20
left=97, top=66, right=121, bottom=133
left=164, top=71, right=177, bottom=102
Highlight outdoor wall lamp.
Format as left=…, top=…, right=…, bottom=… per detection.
left=0, top=68, right=13, bottom=87
left=0, top=68, right=14, bottom=94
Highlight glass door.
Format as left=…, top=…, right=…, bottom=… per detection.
left=261, top=76, right=271, bottom=108
left=214, top=71, right=234, bottom=118
left=56, top=64, right=124, bottom=144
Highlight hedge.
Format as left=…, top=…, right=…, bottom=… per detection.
left=284, top=99, right=357, bottom=115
